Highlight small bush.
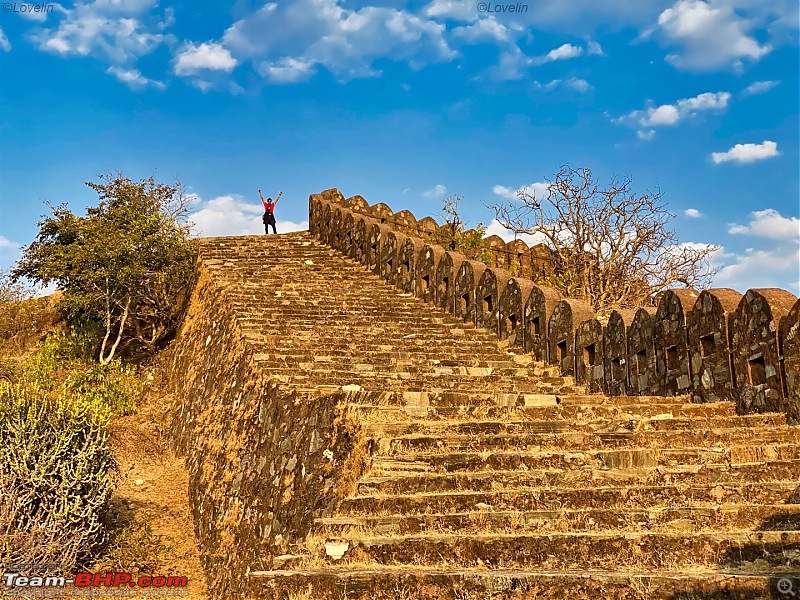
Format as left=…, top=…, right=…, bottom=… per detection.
left=0, top=383, right=116, bottom=570
left=65, top=361, right=141, bottom=423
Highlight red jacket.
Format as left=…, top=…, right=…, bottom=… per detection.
left=260, top=191, right=282, bottom=214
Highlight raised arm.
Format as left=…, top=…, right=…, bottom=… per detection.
left=258, top=189, right=267, bottom=209
left=274, top=190, right=283, bottom=205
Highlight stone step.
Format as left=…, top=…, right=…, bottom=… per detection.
left=366, top=413, right=788, bottom=438
left=339, top=481, right=798, bottom=516
left=248, top=567, right=789, bottom=600
left=315, top=503, right=800, bottom=536
left=356, top=460, right=800, bottom=496
left=298, top=530, right=800, bottom=572
left=379, top=427, right=800, bottom=454
left=368, top=443, right=800, bottom=475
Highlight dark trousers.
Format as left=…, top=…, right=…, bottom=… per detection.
left=263, top=213, right=276, bottom=234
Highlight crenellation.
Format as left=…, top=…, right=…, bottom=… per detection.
left=475, top=267, right=510, bottom=333
left=653, top=289, right=698, bottom=396
left=780, top=298, right=800, bottom=421
left=604, top=309, right=637, bottom=396
left=435, top=251, right=465, bottom=316
left=523, top=283, right=561, bottom=362
left=548, top=298, right=595, bottom=377
left=729, top=288, right=798, bottom=414
left=627, top=306, right=658, bottom=395
left=453, top=258, right=487, bottom=325
left=498, top=277, right=534, bottom=348
left=686, top=288, right=742, bottom=404
left=415, top=243, right=445, bottom=305
left=575, top=317, right=605, bottom=392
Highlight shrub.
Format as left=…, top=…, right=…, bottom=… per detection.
left=0, top=383, right=116, bottom=570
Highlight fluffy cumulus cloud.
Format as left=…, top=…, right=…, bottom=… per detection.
left=532, top=43, right=583, bottom=65
left=654, top=0, right=772, bottom=71
left=728, top=209, right=800, bottom=241
left=711, top=140, right=779, bottom=164
left=28, top=0, right=172, bottom=65
left=684, top=208, right=703, bottom=218
left=189, top=194, right=307, bottom=238
left=220, top=0, right=455, bottom=83
left=422, top=184, right=447, bottom=199
left=173, top=42, right=237, bottom=75
left=616, top=91, right=730, bottom=138
left=716, top=207, right=800, bottom=291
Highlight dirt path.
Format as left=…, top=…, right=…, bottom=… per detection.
left=101, top=388, right=209, bottom=600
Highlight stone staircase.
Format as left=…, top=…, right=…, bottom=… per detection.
left=197, top=233, right=800, bottom=599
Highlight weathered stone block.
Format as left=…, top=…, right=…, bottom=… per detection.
left=454, top=259, right=487, bottom=325
left=343, top=194, right=369, bottom=212
left=397, top=237, right=424, bottom=294
left=530, top=243, right=555, bottom=282
left=522, top=284, right=561, bottom=362
left=353, top=216, right=376, bottom=266
left=548, top=298, right=595, bottom=376
left=321, top=203, right=333, bottom=246
left=342, top=210, right=356, bottom=258
left=381, top=230, right=406, bottom=285
left=366, top=202, right=394, bottom=223
left=686, top=288, right=742, bottom=403
left=308, top=194, right=323, bottom=237
left=483, top=235, right=507, bottom=269
left=627, top=307, right=657, bottom=395
left=392, top=209, right=417, bottom=236
left=653, top=289, right=698, bottom=396
left=729, top=288, right=797, bottom=414
left=475, top=267, right=510, bottom=335
left=779, top=298, right=800, bottom=422
left=499, top=278, right=534, bottom=347
left=366, top=223, right=384, bottom=275
left=505, top=239, right=533, bottom=279
left=415, top=244, right=445, bottom=304
left=320, top=187, right=346, bottom=205
left=415, top=216, right=439, bottom=239
left=575, top=318, right=604, bottom=392
left=331, top=206, right=344, bottom=252
left=604, top=309, right=637, bottom=396
left=435, top=252, right=466, bottom=317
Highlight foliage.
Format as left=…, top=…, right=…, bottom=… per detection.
left=0, top=383, right=116, bottom=570
left=0, top=270, right=58, bottom=355
left=489, top=164, right=718, bottom=313
left=12, top=173, right=197, bottom=364
left=427, top=194, right=489, bottom=260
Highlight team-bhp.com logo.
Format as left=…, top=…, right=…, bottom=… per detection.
left=3, top=571, right=188, bottom=595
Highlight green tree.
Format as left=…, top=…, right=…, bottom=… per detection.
left=12, top=174, right=196, bottom=363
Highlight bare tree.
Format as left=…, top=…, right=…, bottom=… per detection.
left=489, top=165, right=718, bottom=314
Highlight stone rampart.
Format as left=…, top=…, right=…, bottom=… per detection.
left=311, top=189, right=800, bottom=418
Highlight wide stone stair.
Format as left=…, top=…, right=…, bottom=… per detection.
left=200, top=233, right=800, bottom=599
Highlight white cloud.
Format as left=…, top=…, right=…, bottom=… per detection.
left=493, top=182, right=550, bottom=200
left=423, top=0, right=475, bottom=22
left=715, top=245, right=800, bottom=291
left=452, top=16, right=518, bottom=43
left=0, top=235, right=18, bottom=249
left=257, top=57, right=317, bottom=83
left=0, top=27, right=10, bottom=52
left=106, top=66, right=164, bottom=89
left=728, top=209, right=800, bottom=241
left=422, top=184, right=447, bottom=199
left=532, top=42, right=583, bottom=65
left=616, top=90, right=730, bottom=138
left=684, top=208, right=703, bottom=218
left=29, top=0, right=171, bottom=65
left=221, top=0, right=455, bottom=83
left=655, top=0, right=771, bottom=71
left=173, top=41, right=237, bottom=76
left=189, top=194, right=307, bottom=237
left=711, top=140, right=779, bottom=164
left=742, top=80, right=780, bottom=96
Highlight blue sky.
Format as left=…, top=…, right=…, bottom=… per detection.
left=0, top=0, right=798, bottom=293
